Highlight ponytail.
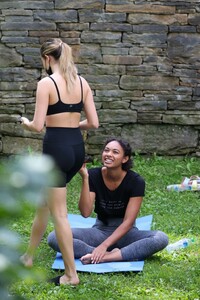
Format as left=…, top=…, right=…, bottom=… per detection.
left=40, top=38, right=77, bottom=92
left=59, top=42, right=77, bottom=92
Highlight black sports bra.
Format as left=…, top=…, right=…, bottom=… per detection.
left=46, top=76, right=83, bottom=116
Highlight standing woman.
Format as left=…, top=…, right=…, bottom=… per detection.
left=20, top=38, right=99, bottom=285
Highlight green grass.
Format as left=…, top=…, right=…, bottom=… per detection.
left=10, top=155, right=200, bottom=300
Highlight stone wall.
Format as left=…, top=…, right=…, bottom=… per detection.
left=1, top=0, right=200, bottom=157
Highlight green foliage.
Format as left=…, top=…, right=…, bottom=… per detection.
left=8, top=155, right=200, bottom=299
left=0, top=155, right=60, bottom=299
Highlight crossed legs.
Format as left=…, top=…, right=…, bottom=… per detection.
left=48, top=224, right=168, bottom=264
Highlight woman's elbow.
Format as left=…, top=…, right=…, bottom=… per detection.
left=32, top=121, right=44, bottom=133
left=79, top=206, right=92, bottom=218
left=92, top=123, right=99, bottom=129
left=91, top=120, right=99, bottom=129
left=34, top=126, right=44, bottom=133
left=80, top=211, right=91, bottom=218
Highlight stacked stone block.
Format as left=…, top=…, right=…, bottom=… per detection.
left=0, top=0, right=200, bottom=156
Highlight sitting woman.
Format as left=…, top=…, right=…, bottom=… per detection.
left=48, top=137, right=168, bottom=264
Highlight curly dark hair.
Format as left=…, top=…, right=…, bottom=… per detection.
left=103, top=137, right=133, bottom=171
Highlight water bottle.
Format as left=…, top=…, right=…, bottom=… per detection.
left=166, top=238, right=194, bottom=252
left=167, top=184, right=192, bottom=192
left=167, top=176, right=200, bottom=191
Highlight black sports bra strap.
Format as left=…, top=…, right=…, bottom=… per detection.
left=49, top=76, right=61, bottom=101
left=78, top=75, right=83, bottom=101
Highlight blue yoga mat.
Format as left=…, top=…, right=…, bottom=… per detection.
left=52, top=214, right=153, bottom=273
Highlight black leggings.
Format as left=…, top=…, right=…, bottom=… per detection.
left=43, top=127, right=85, bottom=187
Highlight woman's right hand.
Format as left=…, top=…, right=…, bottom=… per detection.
left=79, top=163, right=88, bottom=179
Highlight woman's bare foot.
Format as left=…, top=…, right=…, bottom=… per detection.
left=80, top=253, right=93, bottom=265
left=20, top=253, right=33, bottom=267
left=110, top=248, right=119, bottom=253
left=80, top=248, right=121, bottom=265
left=60, top=273, right=80, bottom=286
left=49, top=273, right=80, bottom=286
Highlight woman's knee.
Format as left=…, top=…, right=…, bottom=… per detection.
left=51, top=214, right=68, bottom=228
left=47, top=230, right=59, bottom=251
left=156, top=230, right=169, bottom=249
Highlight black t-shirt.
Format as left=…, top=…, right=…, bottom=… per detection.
left=88, top=168, right=145, bottom=223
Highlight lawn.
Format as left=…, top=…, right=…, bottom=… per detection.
left=10, top=155, right=200, bottom=300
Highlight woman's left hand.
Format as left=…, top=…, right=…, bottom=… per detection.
left=91, top=244, right=107, bottom=264
left=20, top=117, right=30, bottom=130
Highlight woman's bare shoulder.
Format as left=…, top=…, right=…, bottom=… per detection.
left=78, top=75, right=90, bottom=88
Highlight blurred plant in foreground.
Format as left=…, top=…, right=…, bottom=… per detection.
left=0, top=154, right=61, bottom=299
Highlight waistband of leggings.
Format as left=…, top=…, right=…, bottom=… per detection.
left=94, top=217, right=136, bottom=227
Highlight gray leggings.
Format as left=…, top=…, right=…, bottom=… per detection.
left=47, top=218, right=169, bottom=261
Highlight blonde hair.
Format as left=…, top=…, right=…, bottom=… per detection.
left=40, top=38, right=77, bottom=91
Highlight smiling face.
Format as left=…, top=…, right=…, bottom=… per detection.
left=102, top=140, right=128, bottom=169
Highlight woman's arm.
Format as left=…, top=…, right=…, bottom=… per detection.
left=78, top=164, right=95, bottom=217
left=21, top=78, right=49, bottom=132
left=79, top=78, right=99, bottom=130
left=91, top=196, right=143, bottom=263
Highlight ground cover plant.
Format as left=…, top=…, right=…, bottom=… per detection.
left=9, top=155, right=200, bottom=300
